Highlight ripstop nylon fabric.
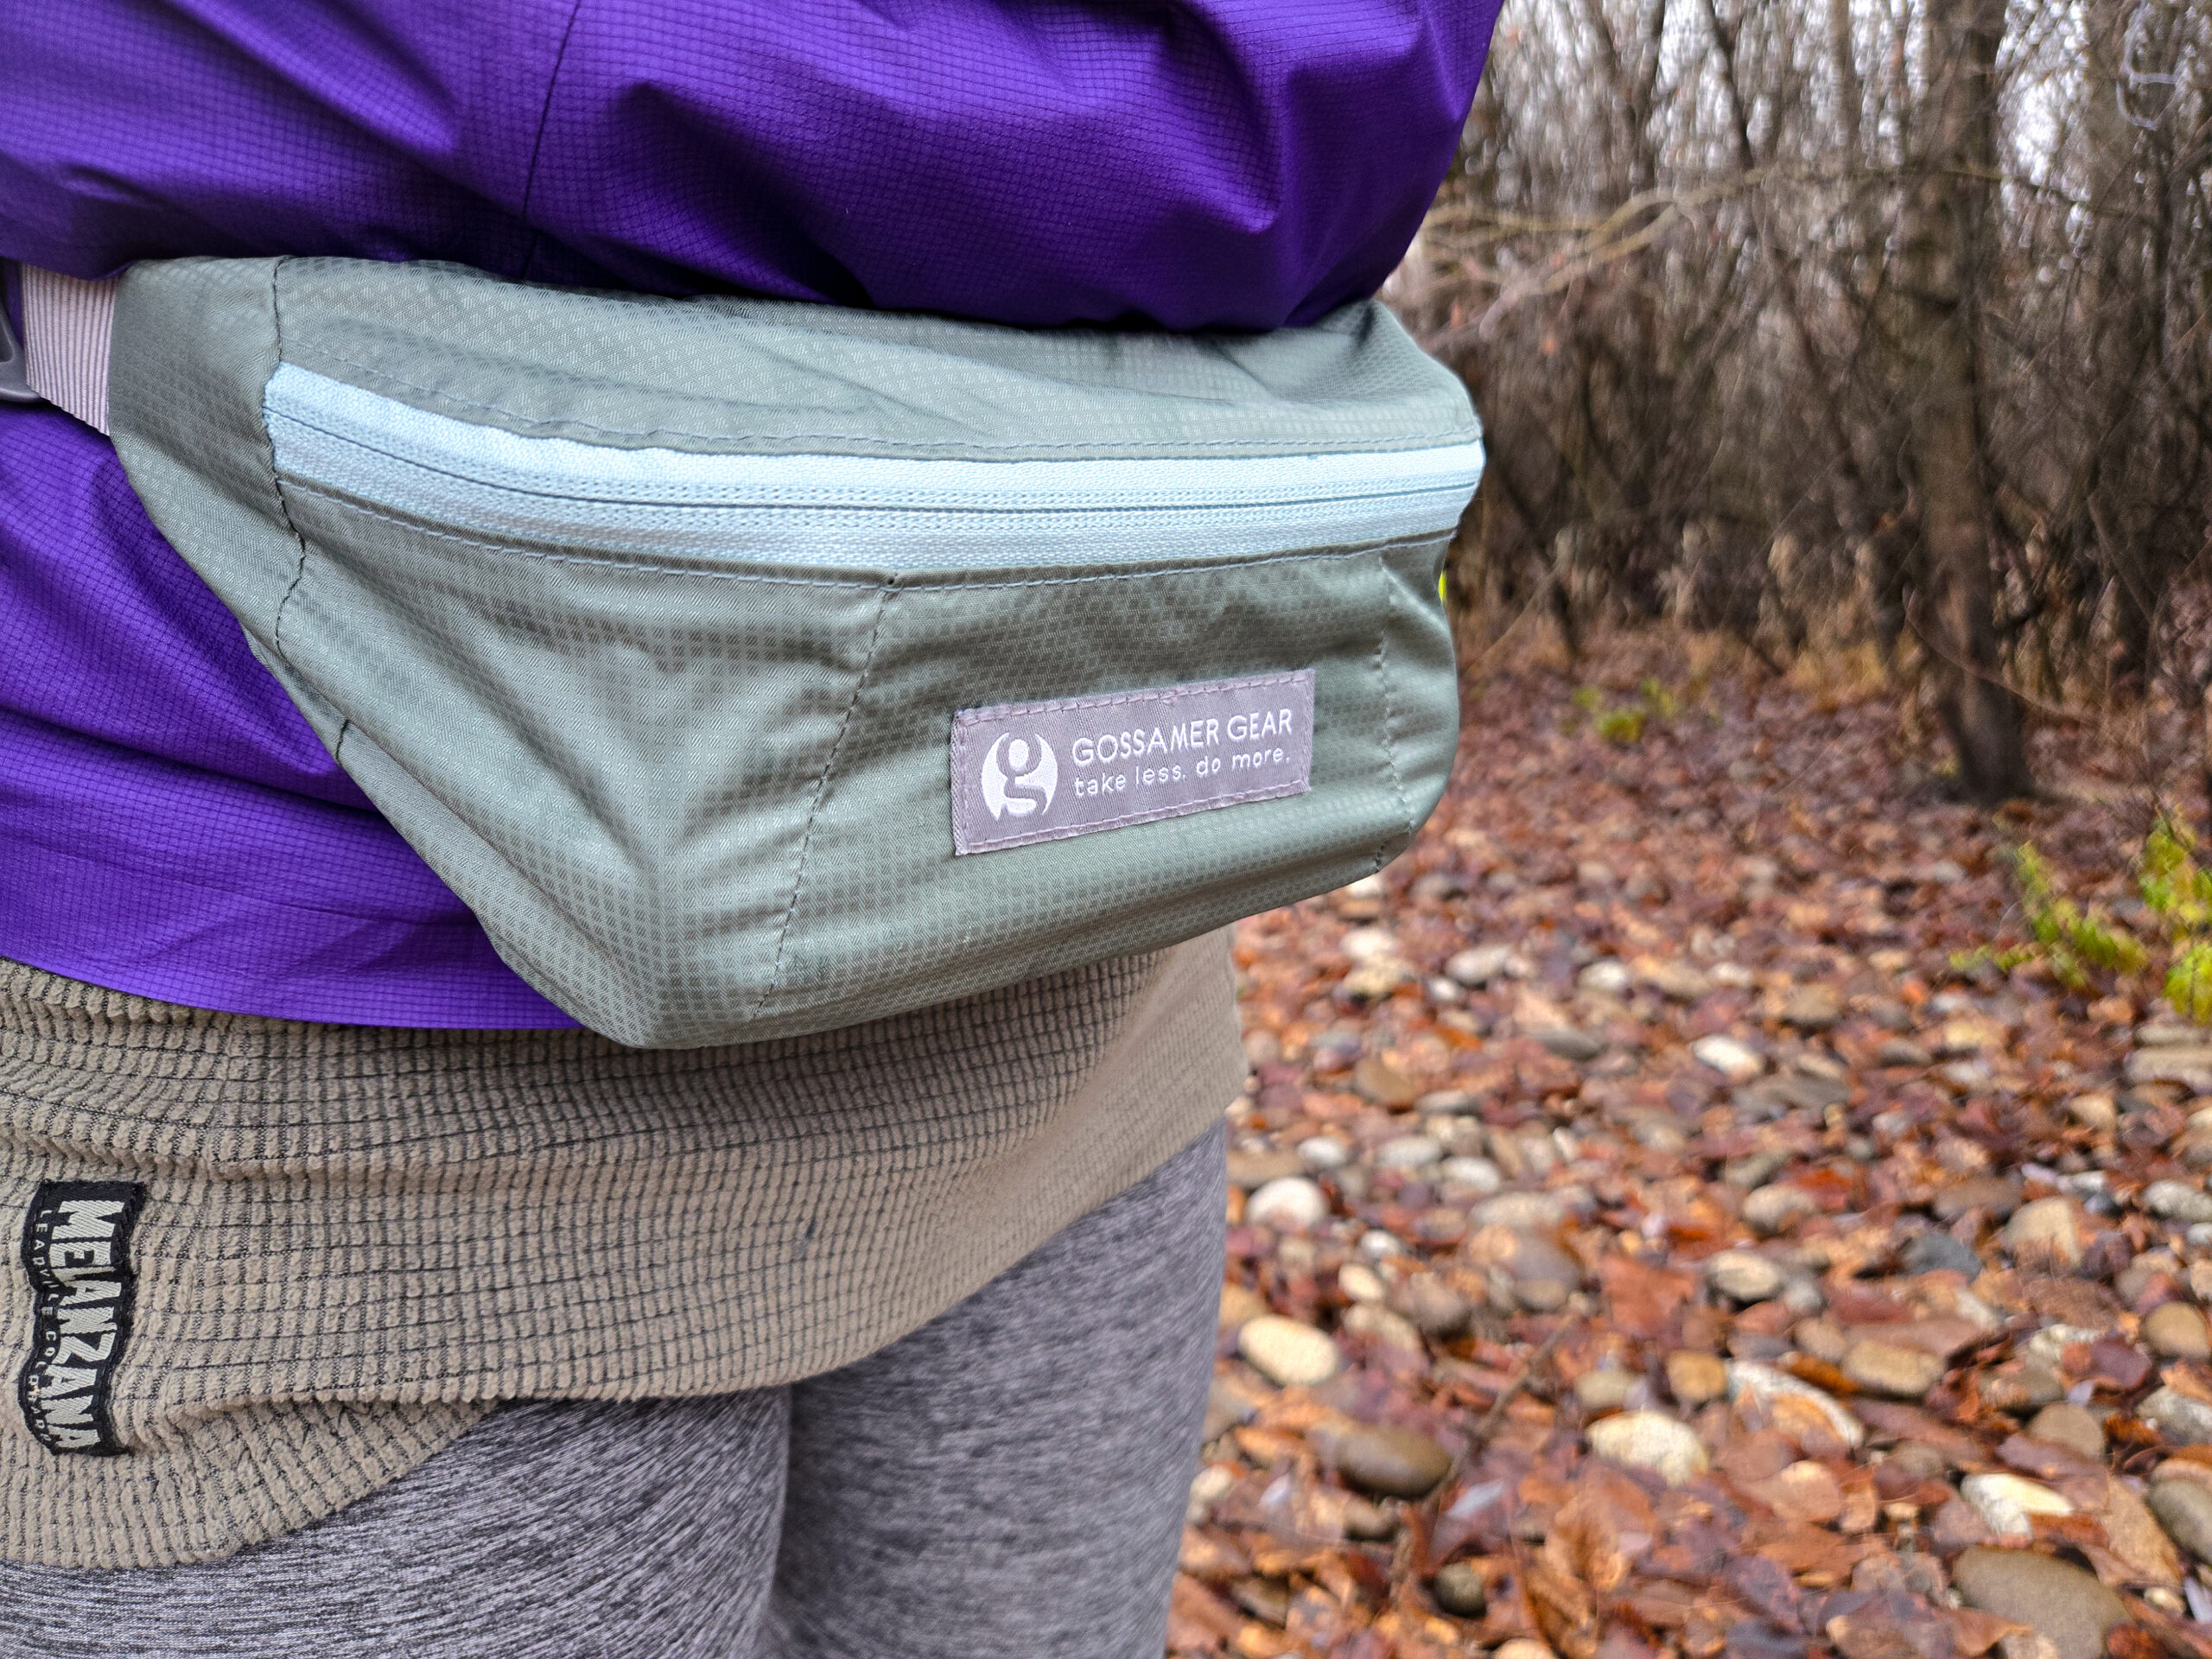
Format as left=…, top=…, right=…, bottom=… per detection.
left=105, top=257, right=1475, bottom=1047
left=0, top=932, right=1243, bottom=1569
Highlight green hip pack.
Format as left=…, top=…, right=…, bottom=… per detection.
left=92, top=257, right=1480, bottom=1046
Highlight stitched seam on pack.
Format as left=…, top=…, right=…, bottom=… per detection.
left=1371, top=567, right=1409, bottom=874
left=966, top=671, right=1313, bottom=719
left=264, top=259, right=317, bottom=670
left=296, top=346, right=1478, bottom=454
left=278, top=483, right=1441, bottom=589
left=515, top=0, right=587, bottom=283
left=754, top=585, right=893, bottom=1019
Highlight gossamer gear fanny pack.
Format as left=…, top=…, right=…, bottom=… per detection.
left=25, top=257, right=1482, bottom=1047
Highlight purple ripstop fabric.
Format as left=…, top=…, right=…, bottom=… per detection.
left=0, top=0, right=1498, bottom=1029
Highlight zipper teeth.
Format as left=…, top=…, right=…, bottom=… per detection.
left=265, top=366, right=1484, bottom=519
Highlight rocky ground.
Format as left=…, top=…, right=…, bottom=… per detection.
left=1179, top=645, right=2212, bottom=1659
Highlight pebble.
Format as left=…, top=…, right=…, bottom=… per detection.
left=2068, top=1093, right=2120, bottom=1132
left=1435, top=1155, right=1503, bottom=1195
left=1389, top=1274, right=1472, bottom=1338
left=1637, top=959, right=1713, bottom=1001
left=1960, top=1471, right=2075, bottom=1539
left=2145, top=1301, right=2212, bottom=1360
left=1430, top=1562, right=1488, bottom=1618
left=1532, top=1025, right=1606, bottom=1063
left=1878, top=1038, right=1935, bottom=1068
left=1842, top=1338, right=1946, bottom=1400
left=1587, top=1411, right=1709, bottom=1485
left=1579, top=958, right=1632, bottom=996
left=1951, top=1548, right=2129, bottom=1659
left=2002, top=1196, right=2083, bottom=1268
left=1338, top=1262, right=1388, bottom=1305
left=1493, top=1643, right=1559, bottom=1659
left=1690, top=1034, right=1765, bottom=1083
left=1665, top=1350, right=1728, bottom=1406
left=1296, top=1135, right=1351, bottom=1171
left=1446, top=944, right=1524, bottom=988
left=2145, top=1179, right=2212, bottom=1224
left=2151, top=1477, right=2212, bottom=1565
left=2140, top=1385, right=2212, bottom=1445
left=1726, top=1361, right=1865, bottom=1448
left=1323, top=1422, right=1453, bottom=1499
left=1472, top=1192, right=1565, bottom=1230
left=1246, top=1176, right=1331, bottom=1232
left=1374, top=1134, right=1443, bottom=1170
left=1342, top=1303, right=1425, bottom=1353
left=1779, top=984, right=1844, bottom=1029
left=1238, top=1316, right=1343, bottom=1389
left=1574, top=1369, right=1636, bottom=1412
left=1704, top=1249, right=1787, bottom=1303
left=1218, top=1283, right=1268, bottom=1330
left=1901, top=1229, right=1986, bottom=1278
left=2024, top=1402, right=2105, bottom=1461
left=1226, top=1147, right=1306, bottom=1190
left=1742, top=1182, right=1819, bottom=1236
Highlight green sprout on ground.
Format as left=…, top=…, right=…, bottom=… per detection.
left=1967, top=816, right=2212, bottom=1021
left=1566, top=680, right=1679, bottom=747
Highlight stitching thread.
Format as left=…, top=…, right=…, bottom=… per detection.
left=955, top=669, right=1313, bottom=724
left=755, top=585, right=893, bottom=1017
left=1371, top=566, right=1412, bottom=874
left=295, top=344, right=1479, bottom=455
left=264, top=260, right=317, bottom=667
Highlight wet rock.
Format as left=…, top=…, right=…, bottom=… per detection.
left=2002, top=1197, right=2083, bottom=1268
left=1743, top=1182, right=1820, bottom=1236
left=1691, top=1034, right=1765, bottom=1083
left=1239, top=1316, right=1343, bottom=1388
left=1705, top=1249, right=1787, bottom=1304
left=2024, top=1402, right=2105, bottom=1461
left=2145, top=1301, right=2212, bottom=1360
left=2150, top=1477, right=2212, bottom=1565
left=1950, top=1548, right=2129, bottom=1659
left=1247, top=1176, right=1331, bottom=1231
left=1901, top=1229, right=1986, bottom=1278
left=1322, top=1422, right=1453, bottom=1499
left=1665, top=1350, right=1729, bottom=1406
left=1842, top=1338, right=1946, bottom=1399
left=2140, top=1385, right=2212, bottom=1445
left=1587, top=1410, right=1709, bottom=1484
left=1430, top=1561, right=1488, bottom=1618
left=1960, top=1471, right=2075, bottom=1539
left=2145, top=1179, right=2212, bottom=1225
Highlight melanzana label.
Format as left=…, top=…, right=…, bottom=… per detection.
left=17, top=1180, right=144, bottom=1456
left=950, top=670, right=1317, bottom=855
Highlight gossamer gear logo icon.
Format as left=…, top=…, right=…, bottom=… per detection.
left=979, top=734, right=1058, bottom=820
left=950, top=670, right=1317, bottom=856
left=17, top=1180, right=145, bottom=1455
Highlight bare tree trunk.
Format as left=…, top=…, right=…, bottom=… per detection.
left=1899, top=0, right=2034, bottom=803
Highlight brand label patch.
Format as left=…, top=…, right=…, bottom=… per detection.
left=18, top=1180, right=144, bottom=1455
left=951, top=670, right=1316, bottom=855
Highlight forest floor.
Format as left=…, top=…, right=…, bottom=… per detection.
left=1183, top=631, right=2212, bottom=1659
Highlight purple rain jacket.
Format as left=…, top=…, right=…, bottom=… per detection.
left=0, top=0, right=1497, bottom=1027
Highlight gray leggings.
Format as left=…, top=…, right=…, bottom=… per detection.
left=0, top=1124, right=1226, bottom=1659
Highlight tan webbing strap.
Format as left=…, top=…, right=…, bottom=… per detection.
left=19, top=264, right=118, bottom=434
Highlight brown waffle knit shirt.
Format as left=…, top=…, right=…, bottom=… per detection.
left=0, top=935, right=1242, bottom=1569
